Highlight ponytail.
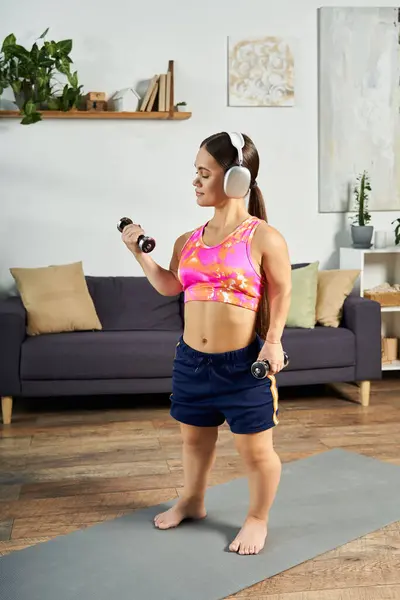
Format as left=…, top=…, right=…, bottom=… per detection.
left=248, top=184, right=269, bottom=339
left=248, top=185, right=268, bottom=223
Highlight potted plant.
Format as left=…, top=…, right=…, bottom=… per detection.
left=0, top=28, right=84, bottom=124
left=48, top=70, right=84, bottom=112
left=349, top=170, right=373, bottom=248
left=392, top=218, right=400, bottom=246
left=0, top=56, right=7, bottom=97
left=175, top=101, right=187, bottom=112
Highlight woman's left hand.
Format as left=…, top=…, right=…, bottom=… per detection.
left=257, top=340, right=285, bottom=375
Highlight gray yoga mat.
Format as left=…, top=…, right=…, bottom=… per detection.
left=1, top=448, right=399, bottom=600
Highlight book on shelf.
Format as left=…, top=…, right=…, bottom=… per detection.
left=139, top=75, right=159, bottom=111
left=145, top=80, right=159, bottom=112
left=139, top=65, right=173, bottom=113
left=165, top=71, right=171, bottom=111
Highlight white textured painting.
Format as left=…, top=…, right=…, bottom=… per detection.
left=228, top=36, right=294, bottom=107
left=318, top=7, right=400, bottom=212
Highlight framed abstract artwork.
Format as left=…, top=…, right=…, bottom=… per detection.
left=318, top=7, right=400, bottom=212
left=228, top=36, right=295, bottom=107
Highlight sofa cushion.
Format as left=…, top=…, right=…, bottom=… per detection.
left=316, top=269, right=360, bottom=327
left=85, top=276, right=182, bottom=331
left=281, top=326, right=355, bottom=371
left=9, top=261, right=102, bottom=336
left=21, top=330, right=181, bottom=380
left=286, top=262, right=319, bottom=328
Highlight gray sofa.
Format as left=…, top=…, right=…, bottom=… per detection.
left=0, top=272, right=382, bottom=425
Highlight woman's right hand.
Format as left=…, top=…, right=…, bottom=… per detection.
left=121, top=222, right=145, bottom=256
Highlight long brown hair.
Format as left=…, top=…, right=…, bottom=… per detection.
left=200, top=132, right=269, bottom=338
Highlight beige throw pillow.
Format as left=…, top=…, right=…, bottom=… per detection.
left=10, top=261, right=102, bottom=335
left=286, top=262, right=319, bottom=328
left=316, top=269, right=360, bottom=327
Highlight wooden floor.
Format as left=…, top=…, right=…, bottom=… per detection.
left=1, top=378, right=400, bottom=599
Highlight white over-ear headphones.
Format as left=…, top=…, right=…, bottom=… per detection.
left=223, top=132, right=252, bottom=198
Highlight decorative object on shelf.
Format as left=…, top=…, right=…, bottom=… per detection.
left=392, top=217, right=400, bottom=246
left=87, top=92, right=105, bottom=102
left=364, top=282, right=400, bottom=307
left=86, top=91, right=107, bottom=111
left=318, top=7, right=400, bottom=213
left=110, top=87, right=140, bottom=112
left=349, top=170, right=373, bottom=249
left=0, top=28, right=83, bottom=124
left=175, top=101, right=187, bottom=112
left=382, top=337, right=398, bottom=365
left=228, top=35, right=294, bottom=107
left=374, top=230, right=389, bottom=249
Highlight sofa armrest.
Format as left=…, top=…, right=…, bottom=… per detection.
left=341, top=295, right=382, bottom=381
left=0, top=296, right=26, bottom=396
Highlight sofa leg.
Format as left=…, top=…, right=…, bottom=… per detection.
left=358, top=381, right=370, bottom=407
left=1, top=396, right=13, bottom=425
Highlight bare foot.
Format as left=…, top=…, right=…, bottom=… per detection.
left=154, top=498, right=206, bottom=530
left=229, top=516, right=268, bottom=555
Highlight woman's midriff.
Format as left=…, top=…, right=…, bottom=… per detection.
left=182, top=301, right=258, bottom=353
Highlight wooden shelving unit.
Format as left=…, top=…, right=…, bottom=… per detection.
left=340, top=246, right=400, bottom=372
left=0, top=60, right=191, bottom=121
left=0, top=110, right=191, bottom=120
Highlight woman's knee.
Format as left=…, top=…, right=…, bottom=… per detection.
left=247, top=448, right=280, bottom=473
left=235, top=430, right=278, bottom=468
left=181, top=424, right=218, bottom=452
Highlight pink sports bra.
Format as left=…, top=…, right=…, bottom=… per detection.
left=178, top=216, right=264, bottom=312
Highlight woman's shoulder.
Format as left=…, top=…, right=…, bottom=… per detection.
left=178, top=225, right=201, bottom=243
left=253, top=220, right=288, bottom=251
left=174, top=225, right=202, bottom=254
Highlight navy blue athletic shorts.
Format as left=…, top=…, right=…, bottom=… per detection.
left=170, top=335, right=279, bottom=434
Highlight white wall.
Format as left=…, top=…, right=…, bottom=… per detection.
left=1, top=0, right=398, bottom=294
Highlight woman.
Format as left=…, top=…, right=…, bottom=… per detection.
left=122, top=132, right=292, bottom=555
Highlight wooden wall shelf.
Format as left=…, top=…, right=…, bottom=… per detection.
left=0, top=110, right=191, bottom=120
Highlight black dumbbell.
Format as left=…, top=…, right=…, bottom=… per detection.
left=251, top=352, right=290, bottom=379
left=117, top=217, right=156, bottom=253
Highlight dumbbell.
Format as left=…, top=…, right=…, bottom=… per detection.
left=117, top=217, right=156, bottom=253
left=251, top=352, right=290, bottom=379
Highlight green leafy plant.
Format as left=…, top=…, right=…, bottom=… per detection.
left=0, top=56, right=7, bottom=95
left=175, top=101, right=186, bottom=106
left=0, top=28, right=84, bottom=124
left=48, top=70, right=84, bottom=111
left=350, top=170, right=372, bottom=226
left=392, top=218, right=400, bottom=245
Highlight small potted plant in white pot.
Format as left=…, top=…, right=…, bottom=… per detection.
left=175, top=101, right=188, bottom=112
left=349, top=170, right=373, bottom=249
